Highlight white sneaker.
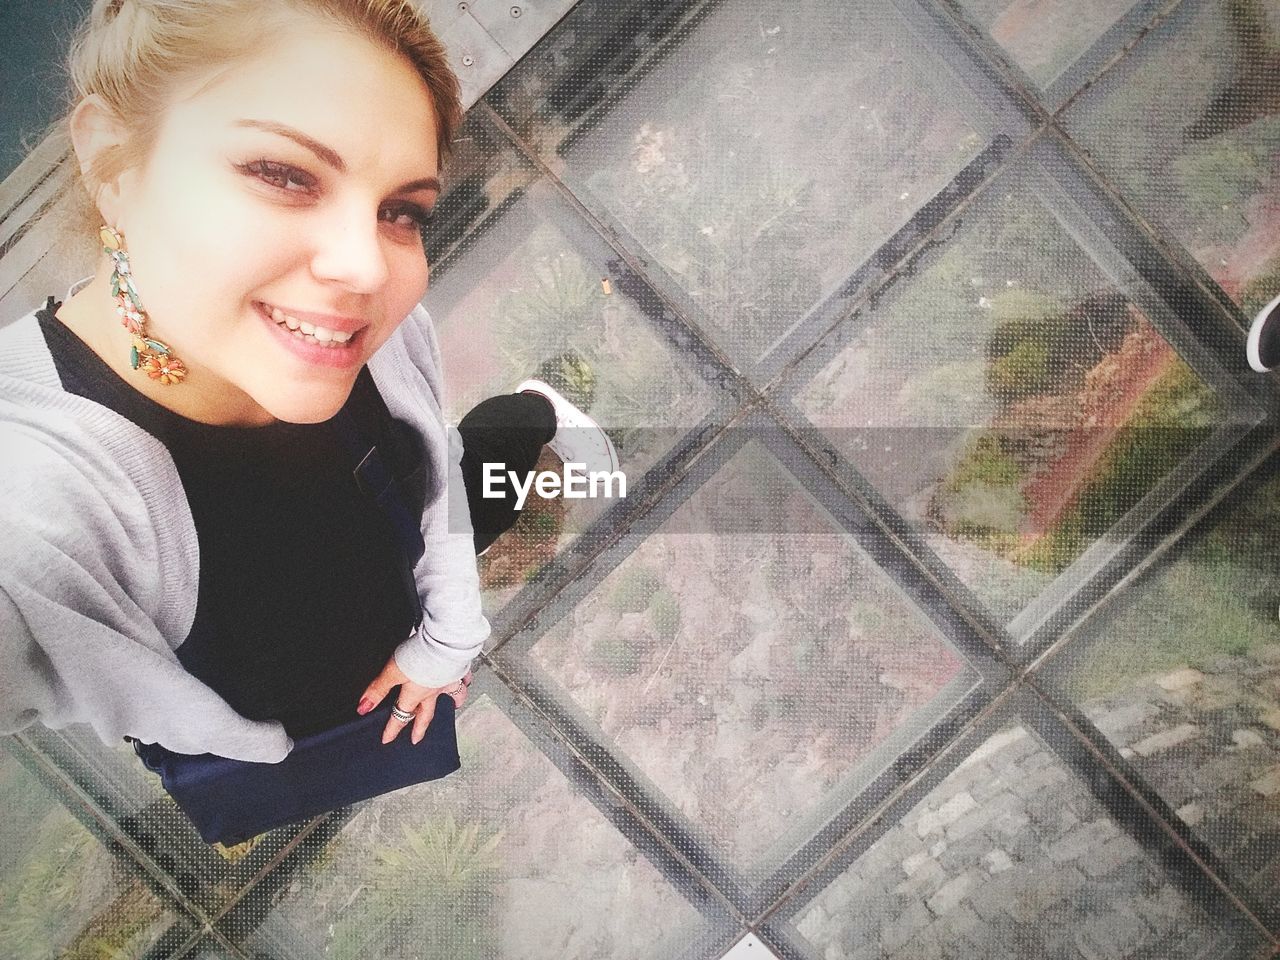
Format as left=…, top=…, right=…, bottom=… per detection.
left=516, top=378, right=620, bottom=476
left=1246, top=290, right=1280, bottom=373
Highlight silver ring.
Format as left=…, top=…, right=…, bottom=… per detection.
left=447, top=682, right=465, bottom=696
left=390, top=704, right=415, bottom=723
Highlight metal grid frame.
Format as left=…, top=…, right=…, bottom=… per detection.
left=3, top=0, right=1279, bottom=956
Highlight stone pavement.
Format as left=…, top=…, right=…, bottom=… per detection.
left=794, top=641, right=1280, bottom=959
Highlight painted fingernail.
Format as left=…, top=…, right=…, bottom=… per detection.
left=357, top=698, right=375, bottom=715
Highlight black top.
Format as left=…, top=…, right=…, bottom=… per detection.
left=36, top=298, right=429, bottom=737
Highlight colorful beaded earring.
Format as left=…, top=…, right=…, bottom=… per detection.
left=99, top=225, right=187, bottom=385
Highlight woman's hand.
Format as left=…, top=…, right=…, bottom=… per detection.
left=357, top=656, right=473, bottom=745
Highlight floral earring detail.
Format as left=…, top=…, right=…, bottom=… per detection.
left=99, top=225, right=187, bottom=385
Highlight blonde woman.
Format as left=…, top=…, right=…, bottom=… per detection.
left=0, top=0, right=616, bottom=814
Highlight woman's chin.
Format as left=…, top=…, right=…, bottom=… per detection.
left=256, top=384, right=354, bottom=425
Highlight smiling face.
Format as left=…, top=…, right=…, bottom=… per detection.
left=77, top=17, right=442, bottom=425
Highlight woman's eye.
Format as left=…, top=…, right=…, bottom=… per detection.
left=241, top=160, right=317, bottom=194
left=381, top=203, right=433, bottom=233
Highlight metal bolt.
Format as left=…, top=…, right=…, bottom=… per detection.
left=457, top=1, right=468, bottom=11
left=510, top=5, right=522, bottom=16
left=461, top=54, right=474, bottom=66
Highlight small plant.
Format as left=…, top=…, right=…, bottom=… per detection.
left=328, top=814, right=504, bottom=960
left=370, top=815, right=503, bottom=893
left=534, top=349, right=597, bottom=411
left=933, top=433, right=1028, bottom=540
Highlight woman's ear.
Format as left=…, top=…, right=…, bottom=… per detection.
left=68, top=95, right=130, bottom=227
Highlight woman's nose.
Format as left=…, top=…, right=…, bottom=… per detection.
left=309, top=209, right=390, bottom=293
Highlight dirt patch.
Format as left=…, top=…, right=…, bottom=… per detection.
left=1018, top=320, right=1176, bottom=542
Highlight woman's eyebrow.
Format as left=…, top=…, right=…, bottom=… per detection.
left=233, top=118, right=441, bottom=193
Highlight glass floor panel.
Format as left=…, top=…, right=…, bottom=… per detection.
left=525, top=439, right=979, bottom=881
left=788, top=152, right=1255, bottom=630
left=1063, top=0, right=1280, bottom=316
left=2, top=1, right=1278, bottom=957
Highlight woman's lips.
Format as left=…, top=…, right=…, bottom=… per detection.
left=255, top=301, right=367, bottom=369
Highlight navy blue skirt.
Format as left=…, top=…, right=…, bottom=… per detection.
left=132, top=696, right=460, bottom=845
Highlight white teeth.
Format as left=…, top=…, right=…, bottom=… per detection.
left=265, top=304, right=356, bottom=346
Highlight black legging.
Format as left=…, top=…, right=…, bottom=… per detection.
left=457, top=392, right=557, bottom=554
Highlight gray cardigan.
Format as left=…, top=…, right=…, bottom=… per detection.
left=0, top=299, right=490, bottom=763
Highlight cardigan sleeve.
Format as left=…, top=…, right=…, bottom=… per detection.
left=0, top=421, right=293, bottom=762
left=375, top=304, right=492, bottom=688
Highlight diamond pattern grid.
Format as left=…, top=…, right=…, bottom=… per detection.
left=2, top=0, right=1280, bottom=957
left=423, top=120, right=729, bottom=618
left=173, top=933, right=244, bottom=960
left=944, top=0, right=1164, bottom=106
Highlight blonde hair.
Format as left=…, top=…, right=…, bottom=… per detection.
left=56, top=0, right=461, bottom=237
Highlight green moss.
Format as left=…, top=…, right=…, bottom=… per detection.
left=1067, top=470, right=1280, bottom=699
left=649, top=587, right=682, bottom=641
left=944, top=434, right=1024, bottom=493
left=1066, top=562, right=1278, bottom=701
left=936, top=434, right=1027, bottom=542
left=589, top=634, right=642, bottom=675
left=988, top=337, right=1052, bottom=401
left=983, top=289, right=1069, bottom=402
left=609, top=565, right=663, bottom=613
